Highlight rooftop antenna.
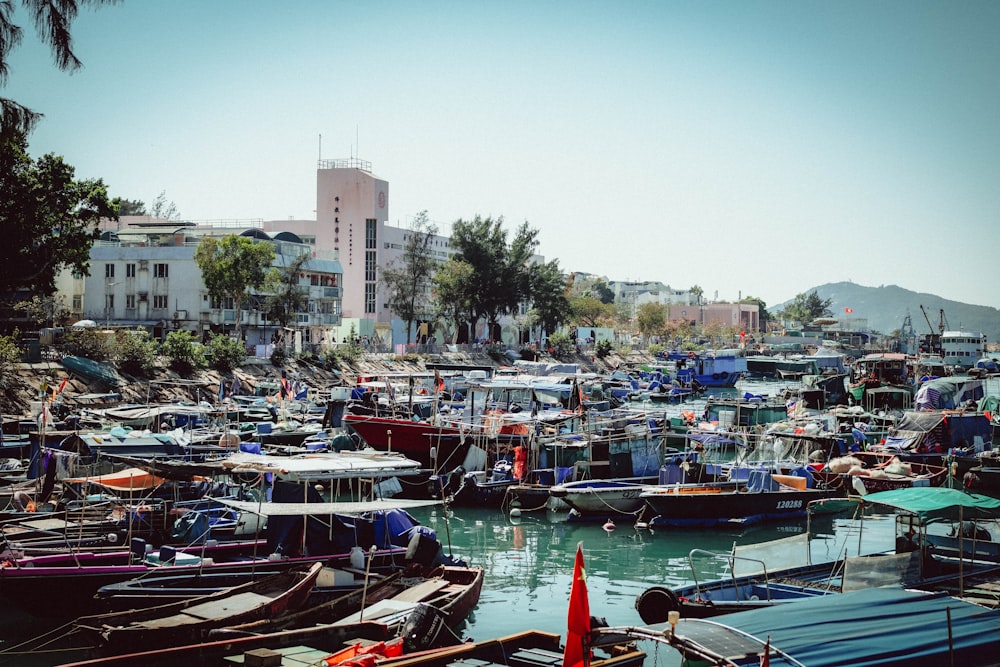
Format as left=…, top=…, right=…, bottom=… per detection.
left=318, top=133, right=322, bottom=161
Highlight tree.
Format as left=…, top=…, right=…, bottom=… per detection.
left=780, top=290, right=833, bottom=326
left=1, top=0, right=119, bottom=141
left=570, top=295, right=615, bottom=328
left=637, top=303, right=667, bottom=339
left=194, top=236, right=275, bottom=337
left=15, top=294, right=69, bottom=327
left=432, top=257, right=475, bottom=343
left=592, top=280, right=615, bottom=305
left=689, top=284, right=704, bottom=304
left=116, top=198, right=147, bottom=216
left=149, top=190, right=180, bottom=219
left=450, top=215, right=539, bottom=340
left=382, top=212, right=437, bottom=344
left=527, top=260, right=572, bottom=338
left=0, top=132, right=116, bottom=294
left=263, top=252, right=309, bottom=330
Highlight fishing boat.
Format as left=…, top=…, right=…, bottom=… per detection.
left=633, top=487, right=1000, bottom=622
left=548, top=476, right=660, bottom=519
left=72, top=563, right=323, bottom=652
left=639, top=470, right=842, bottom=528
left=343, top=414, right=469, bottom=471
left=807, top=451, right=949, bottom=494
left=619, top=586, right=1000, bottom=667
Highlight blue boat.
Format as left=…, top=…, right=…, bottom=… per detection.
left=61, top=355, right=121, bottom=388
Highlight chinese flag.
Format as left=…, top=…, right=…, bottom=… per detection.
left=844, top=307, right=853, bottom=314
left=563, top=543, right=591, bottom=667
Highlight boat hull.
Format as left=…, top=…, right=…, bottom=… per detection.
left=642, top=486, right=842, bottom=528
left=344, top=415, right=469, bottom=470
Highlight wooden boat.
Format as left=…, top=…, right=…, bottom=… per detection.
left=72, top=563, right=323, bottom=652
left=808, top=451, right=949, bottom=494
left=639, top=471, right=842, bottom=528
left=61, top=355, right=121, bottom=388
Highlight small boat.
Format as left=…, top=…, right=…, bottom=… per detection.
left=639, top=471, right=842, bottom=528
left=61, top=355, right=121, bottom=388
left=72, top=563, right=323, bottom=652
left=808, top=451, right=949, bottom=494
left=549, top=476, right=660, bottom=519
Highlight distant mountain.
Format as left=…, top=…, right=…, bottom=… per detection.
left=773, top=282, right=1000, bottom=344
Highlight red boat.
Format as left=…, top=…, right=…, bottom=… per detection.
left=343, top=415, right=469, bottom=471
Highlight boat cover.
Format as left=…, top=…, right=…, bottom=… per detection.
left=669, top=586, right=1000, bottom=666
left=861, top=487, right=1000, bottom=522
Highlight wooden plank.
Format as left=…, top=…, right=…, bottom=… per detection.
left=391, top=578, right=449, bottom=602
left=181, top=591, right=273, bottom=621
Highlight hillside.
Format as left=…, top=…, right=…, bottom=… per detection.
left=776, top=282, right=1000, bottom=343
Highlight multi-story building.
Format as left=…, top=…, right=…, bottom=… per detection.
left=62, top=218, right=342, bottom=349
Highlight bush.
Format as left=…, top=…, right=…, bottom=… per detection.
left=595, top=339, right=614, bottom=359
left=270, top=346, right=286, bottom=367
left=207, top=334, right=246, bottom=373
left=162, top=330, right=206, bottom=374
left=116, top=330, right=158, bottom=377
left=63, top=327, right=113, bottom=361
left=647, top=342, right=665, bottom=357
left=0, top=332, right=21, bottom=391
left=546, top=332, right=575, bottom=360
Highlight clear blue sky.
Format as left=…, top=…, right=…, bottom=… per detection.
left=7, top=1, right=1000, bottom=311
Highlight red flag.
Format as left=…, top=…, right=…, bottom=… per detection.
left=844, top=307, right=853, bottom=314
left=563, top=543, right=591, bottom=667
left=759, top=635, right=770, bottom=667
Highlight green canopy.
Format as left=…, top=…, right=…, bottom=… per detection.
left=861, top=487, right=1000, bottom=523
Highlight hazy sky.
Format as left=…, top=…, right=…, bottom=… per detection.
left=7, top=1, right=1000, bottom=311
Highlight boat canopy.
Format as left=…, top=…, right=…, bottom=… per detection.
left=861, top=487, right=1000, bottom=523
left=653, top=586, right=1000, bottom=666
left=216, top=497, right=440, bottom=515
left=221, top=450, right=423, bottom=481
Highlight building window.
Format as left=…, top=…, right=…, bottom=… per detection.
left=365, top=283, right=376, bottom=314
left=154, top=263, right=168, bottom=278
left=72, top=295, right=81, bottom=310
left=365, top=251, right=376, bottom=282
left=105, top=263, right=115, bottom=278
left=126, top=294, right=136, bottom=309
left=365, top=219, right=377, bottom=249
left=126, top=263, right=136, bottom=278
left=153, top=295, right=168, bottom=309
left=106, top=294, right=114, bottom=310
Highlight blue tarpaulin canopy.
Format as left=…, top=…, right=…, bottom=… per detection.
left=666, top=586, right=1000, bottom=666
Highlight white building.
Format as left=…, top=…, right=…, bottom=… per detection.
left=63, top=218, right=342, bottom=349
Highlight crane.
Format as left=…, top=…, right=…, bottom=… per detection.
left=919, top=305, right=936, bottom=335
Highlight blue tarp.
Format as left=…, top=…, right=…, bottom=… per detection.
left=677, top=586, right=1000, bottom=666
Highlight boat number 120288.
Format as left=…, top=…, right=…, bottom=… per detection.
left=775, top=499, right=803, bottom=510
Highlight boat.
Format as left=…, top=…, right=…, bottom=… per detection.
left=639, top=470, right=843, bottom=528
left=548, top=476, right=660, bottom=519
left=807, top=451, right=949, bottom=494
left=633, top=487, right=1000, bottom=622
left=61, top=355, right=122, bottom=388
left=71, top=562, right=323, bottom=652
left=666, top=349, right=747, bottom=388
left=343, top=414, right=469, bottom=471
left=619, top=586, right=1000, bottom=667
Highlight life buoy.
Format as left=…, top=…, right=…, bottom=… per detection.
left=634, top=586, right=681, bottom=624
left=687, top=351, right=696, bottom=359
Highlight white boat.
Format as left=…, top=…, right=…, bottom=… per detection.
left=548, top=476, right=659, bottom=518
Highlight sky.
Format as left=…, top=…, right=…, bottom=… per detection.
left=6, top=1, right=1000, bottom=310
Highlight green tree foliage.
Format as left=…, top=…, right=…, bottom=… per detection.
left=432, top=257, right=475, bottom=343
left=528, top=260, right=572, bottom=337
left=15, top=295, right=69, bottom=327
left=592, top=281, right=615, bottom=305
left=206, top=333, right=246, bottom=373
left=637, top=303, right=667, bottom=338
left=195, top=236, right=275, bottom=336
left=594, top=339, right=613, bottom=359
left=0, top=133, right=116, bottom=294
left=382, top=212, right=438, bottom=344
left=545, top=331, right=575, bottom=360
left=780, top=290, right=833, bottom=326
left=63, top=327, right=112, bottom=361
left=263, top=253, right=309, bottom=330
left=149, top=191, right=180, bottom=219
left=0, top=0, right=119, bottom=140
left=161, top=330, right=205, bottom=375
left=115, top=198, right=146, bottom=216
left=449, top=216, right=538, bottom=338
left=570, top=295, right=615, bottom=328
left=116, top=330, right=158, bottom=377
left=689, top=284, right=705, bottom=303
left=0, top=331, right=22, bottom=391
